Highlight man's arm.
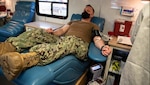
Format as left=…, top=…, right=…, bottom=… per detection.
left=93, top=36, right=111, bottom=56
left=46, top=24, right=70, bottom=36
left=93, top=36, right=104, bottom=49
left=92, top=24, right=111, bottom=56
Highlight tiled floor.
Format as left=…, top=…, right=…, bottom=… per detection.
left=0, top=76, right=15, bottom=85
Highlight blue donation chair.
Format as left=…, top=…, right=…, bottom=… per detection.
left=0, top=14, right=107, bottom=85
left=0, top=1, right=35, bottom=42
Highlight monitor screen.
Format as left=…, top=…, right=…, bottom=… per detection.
left=36, top=0, right=68, bottom=19
left=39, top=0, right=67, bottom=3
left=52, top=3, right=67, bottom=17
left=91, top=65, right=101, bottom=71
left=39, top=2, right=52, bottom=15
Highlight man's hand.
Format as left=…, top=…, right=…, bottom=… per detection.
left=93, top=36, right=111, bottom=56
left=101, top=45, right=111, bottom=56
left=45, top=28, right=54, bottom=34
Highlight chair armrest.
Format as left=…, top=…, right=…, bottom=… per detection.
left=88, top=42, right=107, bottom=62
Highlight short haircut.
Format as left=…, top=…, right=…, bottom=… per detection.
left=86, top=4, right=95, bottom=13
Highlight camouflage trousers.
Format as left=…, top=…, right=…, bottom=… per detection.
left=6, top=29, right=89, bottom=65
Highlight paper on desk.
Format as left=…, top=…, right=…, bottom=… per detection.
left=117, top=36, right=132, bottom=46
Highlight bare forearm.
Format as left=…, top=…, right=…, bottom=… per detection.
left=46, top=24, right=69, bottom=36
left=53, top=29, right=64, bottom=36
left=93, top=36, right=105, bottom=49
left=93, top=36, right=112, bottom=56
left=53, top=24, right=69, bottom=36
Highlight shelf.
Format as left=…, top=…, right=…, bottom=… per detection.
left=108, top=60, right=125, bottom=75
left=104, top=36, right=131, bottom=85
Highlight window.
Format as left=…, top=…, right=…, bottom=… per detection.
left=36, top=0, right=69, bottom=19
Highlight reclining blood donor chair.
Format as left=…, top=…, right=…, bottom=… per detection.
left=0, top=14, right=106, bottom=85
left=0, top=1, right=35, bottom=42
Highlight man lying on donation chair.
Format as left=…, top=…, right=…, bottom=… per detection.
left=0, top=4, right=111, bottom=80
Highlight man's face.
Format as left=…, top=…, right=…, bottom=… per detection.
left=84, top=6, right=94, bottom=18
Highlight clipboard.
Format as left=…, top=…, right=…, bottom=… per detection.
left=117, top=36, right=132, bottom=46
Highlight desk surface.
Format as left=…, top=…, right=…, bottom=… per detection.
left=25, top=21, right=64, bottom=30
left=109, top=36, right=132, bottom=50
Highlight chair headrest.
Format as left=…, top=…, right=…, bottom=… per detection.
left=15, top=1, right=35, bottom=11
left=71, top=14, right=105, bottom=32
left=11, top=1, right=35, bottom=24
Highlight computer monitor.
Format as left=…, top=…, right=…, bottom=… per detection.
left=38, top=2, right=52, bottom=15
left=36, top=0, right=68, bottom=19
left=52, top=2, right=67, bottom=17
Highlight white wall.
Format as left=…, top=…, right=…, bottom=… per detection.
left=12, top=0, right=145, bottom=34
left=99, top=0, right=144, bottom=34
